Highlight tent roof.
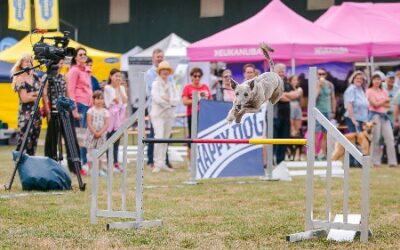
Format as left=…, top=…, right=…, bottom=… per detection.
left=188, top=0, right=366, bottom=63
left=121, top=46, right=143, bottom=71
left=315, top=2, right=400, bottom=56
left=133, top=33, right=189, bottom=59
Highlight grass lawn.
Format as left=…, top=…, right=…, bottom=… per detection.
left=0, top=142, right=399, bottom=249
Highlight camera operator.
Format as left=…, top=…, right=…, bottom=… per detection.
left=11, top=54, right=43, bottom=156
left=43, top=59, right=79, bottom=173
left=67, top=47, right=92, bottom=173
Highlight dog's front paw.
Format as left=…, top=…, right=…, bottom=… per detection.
left=226, top=115, right=235, bottom=124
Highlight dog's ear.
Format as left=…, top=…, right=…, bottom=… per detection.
left=230, top=79, right=239, bottom=90
left=247, top=79, right=255, bottom=90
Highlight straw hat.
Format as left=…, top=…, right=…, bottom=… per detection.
left=157, top=61, right=173, bottom=75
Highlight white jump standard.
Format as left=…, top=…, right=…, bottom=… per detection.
left=90, top=67, right=371, bottom=243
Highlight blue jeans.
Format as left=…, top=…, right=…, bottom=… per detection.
left=344, top=117, right=364, bottom=133
left=273, top=118, right=290, bottom=164
left=77, top=102, right=89, bottom=165
left=316, top=112, right=330, bottom=133
left=344, top=117, right=364, bottom=167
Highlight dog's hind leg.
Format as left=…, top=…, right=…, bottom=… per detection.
left=269, top=85, right=283, bottom=104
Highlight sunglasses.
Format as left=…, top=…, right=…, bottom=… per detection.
left=192, top=74, right=202, bottom=78
left=318, top=72, right=327, bottom=76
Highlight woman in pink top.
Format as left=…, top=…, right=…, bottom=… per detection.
left=67, top=47, right=92, bottom=170
left=366, top=73, right=397, bottom=167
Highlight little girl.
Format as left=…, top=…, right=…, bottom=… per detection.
left=85, top=90, right=109, bottom=176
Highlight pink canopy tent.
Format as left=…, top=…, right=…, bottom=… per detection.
left=315, top=2, right=400, bottom=57
left=188, top=0, right=367, bottom=64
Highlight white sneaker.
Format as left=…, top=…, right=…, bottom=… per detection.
left=161, top=165, right=174, bottom=172
left=152, top=167, right=161, bottom=173
left=99, top=169, right=107, bottom=177
left=82, top=164, right=89, bottom=172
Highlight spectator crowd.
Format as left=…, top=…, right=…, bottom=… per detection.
left=11, top=48, right=400, bottom=178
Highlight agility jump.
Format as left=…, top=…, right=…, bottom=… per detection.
left=143, top=138, right=307, bottom=145
left=91, top=67, right=371, bottom=243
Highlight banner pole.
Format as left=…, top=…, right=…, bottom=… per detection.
left=184, top=91, right=198, bottom=185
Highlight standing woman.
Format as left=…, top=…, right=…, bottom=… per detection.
left=366, top=74, right=397, bottom=167
left=288, top=75, right=303, bottom=137
left=182, top=68, right=212, bottom=159
left=216, top=69, right=235, bottom=102
left=11, top=54, right=42, bottom=156
left=104, top=69, right=127, bottom=172
left=67, top=47, right=92, bottom=171
left=150, top=61, right=180, bottom=172
left=343, top=71, right=369, bottom=132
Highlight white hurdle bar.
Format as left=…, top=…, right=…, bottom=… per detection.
left=90, top=73, right=162, bottom=229
left=287, top=67, right=371, bottom=243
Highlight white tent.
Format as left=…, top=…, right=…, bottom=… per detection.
left=129, top=33, right=191, bottom=115
left=120, top=46, right=142, bottom=71
left=131, top=33, right=189, bottom=65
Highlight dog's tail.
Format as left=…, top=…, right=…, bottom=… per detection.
left=260, top=42, right=274, bottom=72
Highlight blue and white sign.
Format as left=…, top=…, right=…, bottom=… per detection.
left=196, top=100, right=265, bottom=179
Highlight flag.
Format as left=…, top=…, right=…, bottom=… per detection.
left=34, top=0, right=59, bottom=30
left=8, top=0, right=31, bottom=31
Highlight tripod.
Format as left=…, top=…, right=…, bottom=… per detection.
left=5, top=61, right=86, bottom=191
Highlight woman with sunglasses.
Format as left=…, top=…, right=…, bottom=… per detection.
left=67, top=47, right=92, bottom=174
left=182, top=67, right=212, bottom=158
left=315, top=68, right=336, bottom=160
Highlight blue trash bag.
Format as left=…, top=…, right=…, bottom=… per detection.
left=13, top=152, right=72, bottom=191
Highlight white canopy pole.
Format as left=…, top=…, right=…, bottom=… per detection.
left=291, top=58, right=296, bottom=75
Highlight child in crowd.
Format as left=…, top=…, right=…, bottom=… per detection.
left=85, top=90, right=110, bottom=176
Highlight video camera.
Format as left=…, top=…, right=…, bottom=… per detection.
left=33, top=31, right=75, bottom=63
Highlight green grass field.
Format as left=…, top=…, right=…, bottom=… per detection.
left=0, top=143, right=399, bottom=249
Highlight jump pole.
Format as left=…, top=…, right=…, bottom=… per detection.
left=143, top=138, right=307, bottom=145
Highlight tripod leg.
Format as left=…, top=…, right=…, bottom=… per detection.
left=60, top=111, right=86, bottom=191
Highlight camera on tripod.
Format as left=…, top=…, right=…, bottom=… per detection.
left=6, top=30, right=87, bottom=192
left=33, top=31, right=75, bottom=64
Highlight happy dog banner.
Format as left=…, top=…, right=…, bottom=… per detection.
left=196, top=100, right=265, bottom=179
